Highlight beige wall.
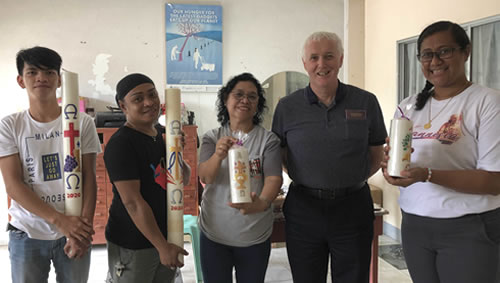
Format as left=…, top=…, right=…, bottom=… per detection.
left=0, top=0, right=344, bottom=245
left=364, top=0, right=500, bottom=229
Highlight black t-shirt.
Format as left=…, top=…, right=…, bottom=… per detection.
left=104, top=125, right=168, bottom=249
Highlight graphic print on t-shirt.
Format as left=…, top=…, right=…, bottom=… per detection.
left=413, top=113, right=463, bottom=145
left=151, top=157, right=170, bottom=190
left=42, top=153, right=62, bottom=181
left=249, top=157, right=262, bottom=178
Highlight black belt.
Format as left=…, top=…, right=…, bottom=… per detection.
left=293, top=181, right=366, bottom=200
left=7, top=223, right=21, bottom=232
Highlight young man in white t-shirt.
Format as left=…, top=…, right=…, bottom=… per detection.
left=0, top=46, right=101, bottom=283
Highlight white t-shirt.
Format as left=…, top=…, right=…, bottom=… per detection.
left=396, top=84, right=500, bottom=218
left=0, top=110, right=101, bottom=240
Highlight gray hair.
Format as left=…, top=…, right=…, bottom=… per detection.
left=302, top=31, right=344, bottom=59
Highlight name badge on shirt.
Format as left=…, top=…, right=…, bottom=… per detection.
left=345, top=109, right=367, bottom=120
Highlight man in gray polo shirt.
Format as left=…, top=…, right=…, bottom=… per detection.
left=272, top=31, right=387, bottom=283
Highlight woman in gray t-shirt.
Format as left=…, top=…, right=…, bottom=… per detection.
left=198, top=73, right=283, bottom=283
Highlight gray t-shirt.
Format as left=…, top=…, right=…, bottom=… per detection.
left=199, top=124, right=282, bottom=247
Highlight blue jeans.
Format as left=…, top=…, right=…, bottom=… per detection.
left=200, top=231, right=271, bottom=283
left=8, top=229, right=91, bottom=283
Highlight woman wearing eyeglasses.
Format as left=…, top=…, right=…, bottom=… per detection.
left=381, top=21, right=500, bottom=283
left=198, top=72, right=283, bottom=283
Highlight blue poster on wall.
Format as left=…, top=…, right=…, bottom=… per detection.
left=166, top=3, right=222, bottom=86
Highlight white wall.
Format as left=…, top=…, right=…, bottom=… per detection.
left=364, top=0, right=500, bottom=231
left=0, top=0, right=344, bottom=244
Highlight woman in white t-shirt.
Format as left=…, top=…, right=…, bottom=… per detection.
left=381, top=21, right=500, bottom=283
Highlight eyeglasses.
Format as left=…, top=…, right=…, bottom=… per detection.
left=417, top=47, right=461, bottom=62
left=231, top=92, right=259, bottom=103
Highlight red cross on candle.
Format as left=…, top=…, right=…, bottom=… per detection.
left=64, top=122, right=80, bottom=156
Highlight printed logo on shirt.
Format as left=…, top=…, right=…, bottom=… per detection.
left=151, top=158, right=169, bottom=190
left=413, top=113, right=463, bottom=145
left=42, top=153, right=61, bottom=181
left=249, top=158, right=262, bottom=178
left=34, top=130, right=62, bottom=141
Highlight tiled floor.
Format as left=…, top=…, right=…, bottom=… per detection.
left=0, top=235, right=412, bottom=283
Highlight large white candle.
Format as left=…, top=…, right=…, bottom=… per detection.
left=61, top=70, right=82, bottom=216
left=165, top=88, right=184, bottom=263
left=228, top=143, right=252, bottom=203
left=387, top=118, right=413, bottom=177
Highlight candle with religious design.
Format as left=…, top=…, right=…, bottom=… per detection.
left=228, top=131, right=252, bottom=203
left=387, top=118, right=413, bottom=177
left=165, top=88, right=184, bottom=263
left=61, top=70, right=82, bottom=216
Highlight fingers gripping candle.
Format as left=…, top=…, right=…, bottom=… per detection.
left=165, top=88, right=184, bottom=263
left=62, top=70, right=82, bottom=216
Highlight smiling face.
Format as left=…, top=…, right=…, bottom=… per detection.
left=225, top=81, right=259, bottom=124
left=17, top=63, right=61, bottom=101
left=119, top=83, right=160, bottom=127
left=302, top=38, right=343, bottom=92
left=419, top=30, right=470, bottom=90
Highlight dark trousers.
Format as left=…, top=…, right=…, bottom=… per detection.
left=200, top=231, right=271, bottom=283
left=283, top=183, right=374, bottom=283
left=402, top=208, right=500, bottom=283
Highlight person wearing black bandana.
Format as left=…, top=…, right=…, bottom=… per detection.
left=104, top=73, right=190, bottom=283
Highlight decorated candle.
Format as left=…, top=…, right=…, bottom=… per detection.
left=62, top=70, right=83, bottom=216
left=387, top=118, right=413, bottom=177
left=228, top=139, right=252, bottom=203
left=165, top=88, right=184, bottom=263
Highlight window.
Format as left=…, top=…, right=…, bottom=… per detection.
left=397, top=15, right=500, bottom=103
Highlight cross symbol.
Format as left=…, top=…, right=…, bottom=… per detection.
left=64, top=123, right=80, bottom=156
left=169, top=137, right=182, bottom=180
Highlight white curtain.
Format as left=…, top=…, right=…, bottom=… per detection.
left=472, top=21, right=500, bottom=91
left=402, top=41, right=426, bottom=100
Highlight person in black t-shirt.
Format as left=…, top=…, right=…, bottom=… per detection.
left=104, top=73, right=190, bottom=283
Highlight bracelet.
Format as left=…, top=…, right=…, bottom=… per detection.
left=425, top=168, right=432, bottom=182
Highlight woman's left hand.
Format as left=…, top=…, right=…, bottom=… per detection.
left=382, top=166, right=428, bottom=187
left=229, top=192, right=269, bottom=215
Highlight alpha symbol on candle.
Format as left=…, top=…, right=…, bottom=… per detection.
left=168, top=137, right=183, bottom=181
left=64, top=104, right=78, bottom=119
left=64, top=123, right=80, bottom=156
left=233, top=161, right=248, bottom=189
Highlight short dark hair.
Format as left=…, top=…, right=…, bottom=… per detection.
left=16, top=46, right=62, bottom=76
left=216, top=73, right=267, bottom=126
left=415, top=21, right=470, bottom=110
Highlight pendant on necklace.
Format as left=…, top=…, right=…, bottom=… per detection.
left=424, top=123, right=431, bottom=129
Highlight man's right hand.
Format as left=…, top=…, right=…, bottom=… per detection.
left=53, top=214, right=94, bottom=243
left=159, top=242, right=189, bottom=269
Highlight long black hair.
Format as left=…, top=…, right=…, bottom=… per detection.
left=216, top=72, right=267, bottom=126
left=415, top=21, right=470, bottom=110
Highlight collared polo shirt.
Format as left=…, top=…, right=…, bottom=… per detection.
left=272, top=81, right=387, bottom=189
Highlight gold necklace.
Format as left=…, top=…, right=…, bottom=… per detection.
left=424, top=82, right=471, bottom=129
left=424, top=95, right=454, bottom=129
